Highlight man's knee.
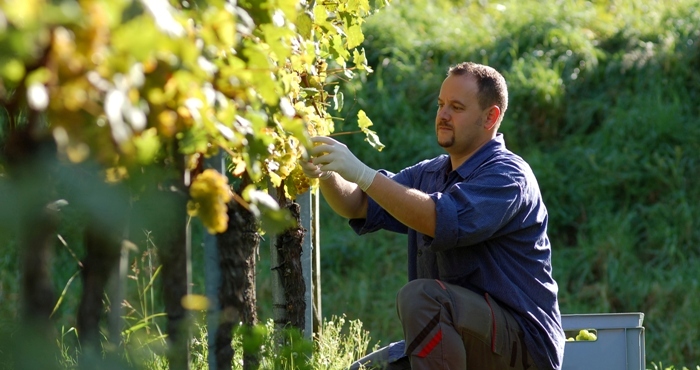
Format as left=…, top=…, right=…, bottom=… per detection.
left=396, top=279, right=448, bottom=315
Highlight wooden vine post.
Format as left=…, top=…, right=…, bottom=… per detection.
left=269, top=189, right=318, bottom=339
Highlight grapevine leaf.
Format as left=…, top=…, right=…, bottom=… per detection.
left=332, top=85, right=344, bottom=111
left=260, top=24, right=294, bottom=61
left=295, top=11, right=313, bottom=39
left=280, top=116, right=310, bottom=148
left=348, top=0, right=371, bottom=13
left=346, top=23, right=364, bottom=49
left=353, top=48, right=373, bottom=73
left=132, top=128, right=162, bottom=164
left=276, top=0, right=298, bottom=20
left=112, top=16, right=163, bottom=65
left=313, top=4, right=330, bottom=29
left=243, top=150, right=265, bottom=183
left=243, top=187, right=295, bottom=234
left=357, top=110, right=384, bottom=151
left=212, top=9, right=237, bottom=48
left=243, top=42, right=278, bottom=105
left=331, top=34, right=350, bottom=65
left=178, top=126, right=209, bottom=155
left=268, top=171, right=282, bottom=188
left=1, top=59, right=25, bottom=83
left=259, top=206, right=295, bottom=235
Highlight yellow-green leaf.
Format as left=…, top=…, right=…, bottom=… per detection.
left=357, top=110, right=384, bottom=151
left=353, top=48, right=373, bottom=73
left=346, top=23, right=364, bottom=49
left=313, top=4, right=330, bottom=29
left=295, top=11, right=313, bottom=39
left=133, top=128, right=161, bottom=164
left=1, top=59, right=26, bottom=83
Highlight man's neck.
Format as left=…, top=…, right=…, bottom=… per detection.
left=448, top=135, right=495, bottom=171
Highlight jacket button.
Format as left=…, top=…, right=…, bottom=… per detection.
left=417, top=250, right=423, bottom=256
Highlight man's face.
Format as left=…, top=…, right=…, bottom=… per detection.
left=435, top=74, right=489, bottom=157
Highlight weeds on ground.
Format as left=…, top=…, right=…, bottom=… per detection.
left=649, top=364, right=700, bottom=370
left=44, top=230, right=373, bottom=369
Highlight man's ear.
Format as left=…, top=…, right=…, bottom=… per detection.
left=484, top=106, right=501, bottom=130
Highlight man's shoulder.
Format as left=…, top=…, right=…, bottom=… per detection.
left=410, top=154, right=449, bottom=173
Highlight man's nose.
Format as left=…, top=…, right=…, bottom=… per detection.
left=437, top=107, right=450, bottom=121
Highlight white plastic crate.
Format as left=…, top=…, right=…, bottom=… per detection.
left=561, top=312, right=646, bottom=370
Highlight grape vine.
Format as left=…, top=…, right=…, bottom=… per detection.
left=0, top=0, right=388, bottom=233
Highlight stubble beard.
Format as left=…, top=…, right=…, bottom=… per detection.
left=437, top=132, right=454, bottom=148
left=436, top=122, right=455, bottom=148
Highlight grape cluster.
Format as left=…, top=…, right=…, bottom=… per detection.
left=187, top=169, right=232, bottom=234
left=566, top=329, right=597, bottom=341
left=285, top=162, right=318, bottom=200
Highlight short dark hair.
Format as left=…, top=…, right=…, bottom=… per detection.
left=447, top=62, right=508, bottom=121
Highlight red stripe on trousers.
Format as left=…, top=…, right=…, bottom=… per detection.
left=417, top=329, right=443, bottom=358
left=435, top=279, right=447, bottom=290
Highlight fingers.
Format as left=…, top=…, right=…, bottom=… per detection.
left=311, top=136, right=339, bottom=146
left=299, top=159, right=324, bottom=178
left=308, top=136, right=347, bottom=173
left=310, top=136, right=345, bottom=156
left=310, top=152, right=336, bottom=168
left=310, top=144, right=334, bottom=157
left=299, top=159, right=318, bottom=172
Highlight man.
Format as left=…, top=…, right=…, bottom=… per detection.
left=301, top=62, right=565, bottom=370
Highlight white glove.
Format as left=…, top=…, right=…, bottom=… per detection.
left=310, top=136, right=377, bottom=191
left=298, top=158, right=332, bottom=179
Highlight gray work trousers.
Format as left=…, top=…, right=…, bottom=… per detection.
left=348, top=279, right=538, bottom=370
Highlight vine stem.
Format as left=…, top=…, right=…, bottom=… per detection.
left=329, top=130, right=362, bottom=137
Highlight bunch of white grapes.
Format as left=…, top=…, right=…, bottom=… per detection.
left=187, top=169, right=232, bottom=234
left=566, top=329, right=597, bottom=342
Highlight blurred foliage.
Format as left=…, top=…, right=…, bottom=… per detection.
left=0, top=0, right=387, bottom=367
left=0, top=0, right=385, bottom=236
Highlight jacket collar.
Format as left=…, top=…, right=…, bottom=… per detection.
left=424, top=133, right=506, bottom=177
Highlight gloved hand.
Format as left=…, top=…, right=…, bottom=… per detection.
left=310, top=136, right=377, bottom=191
left=298, top=158, right=332, bottom=180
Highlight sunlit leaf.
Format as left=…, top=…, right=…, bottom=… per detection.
left=331, top=34, right=350, bottom=65
left=313, top=4, right=330, bottom=29
left=332, top=85, right=344, bottom=111
left=357, top=110, right=384, bottom=151
left=2, top=0, right=43, bottom=28
left=346, top=23, right=364, bottom=49
left=112, top=16, right=163, bottom=64
left=1, top=58, right=25, bottom=83
left=243, top=187, right=295, bottom=235
left=260, top=24, right=294, bottom=61
left=133, top=128, right=161, bottom=164
left=295, top=11, right=313, bottom=39
left=352, top=48, right=373, bottom=72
